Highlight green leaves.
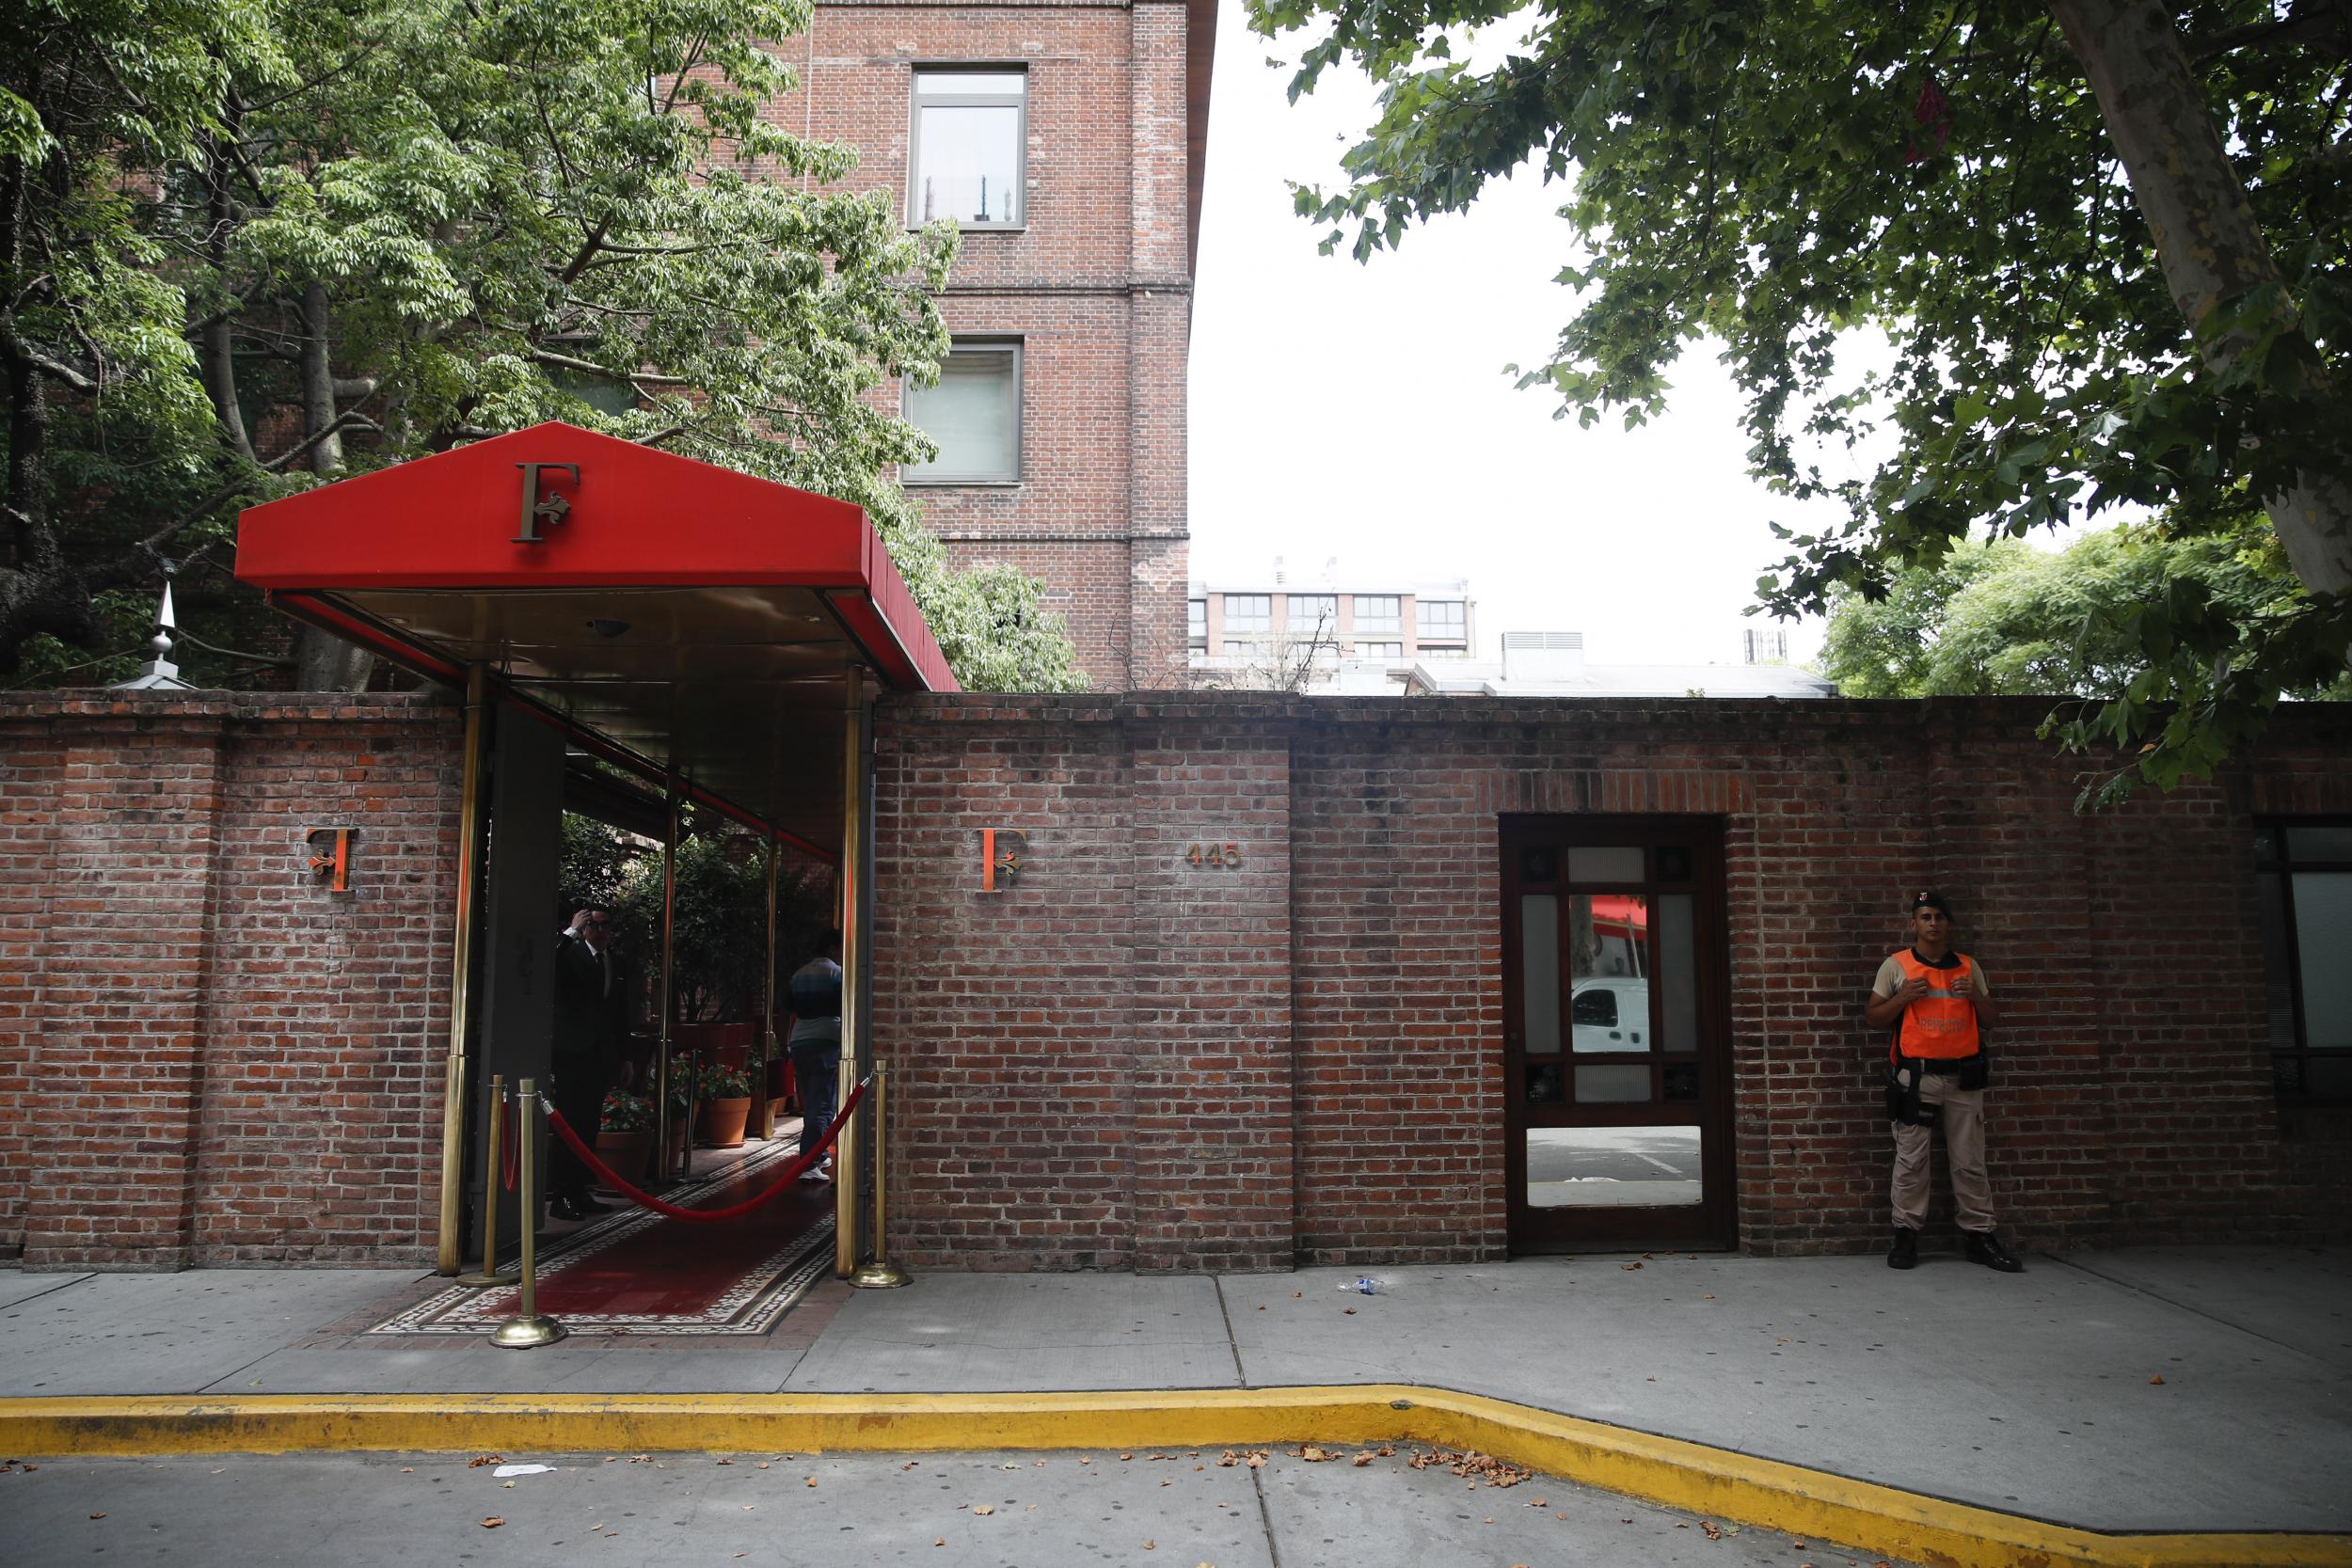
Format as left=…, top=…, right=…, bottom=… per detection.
left=1249, top=0, right=2352, bottom=791
left=4, top=0, right=1082, bottom=691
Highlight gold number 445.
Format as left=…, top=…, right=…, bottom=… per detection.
left=1185, top=842, right=1242, bottom=868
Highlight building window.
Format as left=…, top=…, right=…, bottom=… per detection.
left=1287, top=594, right=1336, bottom=633
left=902, top=341, right=1021, bottom=483
left=2257, top=821, right=2352, bottom=1104
left=1356, top=641, right=1404, bottom=657
left=910, top=70, right=1025, bottom=229
left=1355, top=595, right=1402, bottom=635
left=1417, top=599, right=1466, bottom=640
left=1224, top=595, right=1271, bottom=635
left=1187, top=598, right=1207, bottom=647
left=1222, top=639, right=1258, bottom=657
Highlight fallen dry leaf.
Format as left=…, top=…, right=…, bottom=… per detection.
left=468, top=1454, right=504, bottom=1468
left=756, top=1462, right=770, bottom=1470
left=481, top=1517, right=505, bottom=1529
left=1622, top=1261, right=1643, bottom=1271
left=1298, top=1445, right=1336, bottom=1463
left=1352, top=1453, right=1374, bottom=1467
left=806, top=1478, right=818, bottom=1488
left=934, top=1539, right=945, bottom=1547
left=400, top=1467, right=413, bottom=1474
left=1144, top=1541, right=1155, bottom=1550
left=902, top=1462, right=917, bottom=1470
left=1700, top=1520, right=1724, bottom=1540
left=2150, top=1375, right=2166, bottom=1386
left=973, top=1503, right=995, bottom=1516
left=1120, top=1452, right=1134, bottom=1461
left=1256, top=1305, right=1265, bottom=1310
left=89, top=1513, right=105, bottom=1521
left=1292, top=1291, right=1302, bottom=1298
left=1343, top=1307, right=1356, bottom=1315
left=715, top=1458, right=732, bottom=1465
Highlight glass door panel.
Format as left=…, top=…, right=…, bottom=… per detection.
left=1524, top=1127, right=1704, bottom=1209
left=1502, top=817, right=1730, bottom=1251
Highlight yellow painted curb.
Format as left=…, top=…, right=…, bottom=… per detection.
left=2, top=1385, right=2342, bottom=1568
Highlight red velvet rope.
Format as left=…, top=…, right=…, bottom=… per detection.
left=499, top=1096, right=520, bottom=1193
left=542, top=1077, right=869, bottom=1225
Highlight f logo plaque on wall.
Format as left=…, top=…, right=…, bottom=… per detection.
left=305, top=827, right=357, bottom=894
left=978, top=828, right=1026, bottom=894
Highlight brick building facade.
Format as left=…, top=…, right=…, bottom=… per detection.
left=868, top=693, right=2352, bottom=1271
left=4, top=689, right=2346, bottom=1271
left=0, top=693, right=463, bottom=1268
left=775, top=0, right=1213, bottom=689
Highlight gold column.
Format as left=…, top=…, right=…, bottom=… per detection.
left=758, top=837, right=779, bottom=1141
left=848, top=1060, right=910, bottom=1288
left=435, top=666, right=489, bottom=1275
left=657, top=786, right=680, bottom=1176
left=834, top=665, right=866, bottom=1278
left=488, top=1079, right=564, bottom=1348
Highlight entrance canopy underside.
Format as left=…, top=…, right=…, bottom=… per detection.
left=235, top=422, right=954, bottom=852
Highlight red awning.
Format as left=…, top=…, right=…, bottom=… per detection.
left=236, top=422, right=956, bottom=848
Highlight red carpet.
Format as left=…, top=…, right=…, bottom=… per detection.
left=371, top=1139, right=835, bottom=1336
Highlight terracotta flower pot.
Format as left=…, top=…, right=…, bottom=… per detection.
left=697, top=1096, right=752, bottom=1148
left=596, top=1129, right=652, bottom=1186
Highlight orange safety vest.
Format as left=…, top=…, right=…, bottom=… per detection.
left=1888, top=948, right=1981, bottom=1062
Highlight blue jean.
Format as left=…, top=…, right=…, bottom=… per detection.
left=790, top=1041, right=841, bottom=1161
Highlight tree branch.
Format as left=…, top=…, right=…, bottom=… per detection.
left=529, top=345, right=690, bottom=386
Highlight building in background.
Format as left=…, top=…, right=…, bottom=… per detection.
left=776, top=0, right=1216, bottom=689
left=1188, top=562, right=1475, bottom=689
left=1401, top=630, right=1836, bottom=699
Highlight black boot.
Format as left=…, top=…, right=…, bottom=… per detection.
left=1964, top=1231, right=2024, bottom=1273
left=1887, top=1227, right=1919, bottom=1270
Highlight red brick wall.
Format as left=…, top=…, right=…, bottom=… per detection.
left=873, top=693, right=2352, bottom=1270
left=778, top=1, right=1196, bottom=690
left=0, top=693, right=463, bottom=1268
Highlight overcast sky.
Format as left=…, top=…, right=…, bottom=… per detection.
left=1187, top=6, right=1873, bottom=669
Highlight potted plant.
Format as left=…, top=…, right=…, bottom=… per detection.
left=596, top=1088, right=654, bottom=1185
left=695, top=1060, right=755, bottom=1148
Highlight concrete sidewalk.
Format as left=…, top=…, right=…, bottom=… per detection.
left=4, top=1245, right=2348, bottom=1537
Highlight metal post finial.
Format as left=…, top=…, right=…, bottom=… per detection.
left=114, top=571, right=195, bottom=690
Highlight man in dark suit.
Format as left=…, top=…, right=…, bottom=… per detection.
left=550, top=907, right=628, bottom=1221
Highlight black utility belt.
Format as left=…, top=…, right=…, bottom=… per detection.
left=1916, top=1055, right=1979, bottom=1075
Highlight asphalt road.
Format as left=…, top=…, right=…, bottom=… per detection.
left=6, top=1447, right=1913, bottom=1568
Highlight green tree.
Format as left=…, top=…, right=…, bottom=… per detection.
left=2, top=0, right=1085, bottom=691
left=1249, top=0, right=2351, bottom=792
left=1821, top=522, right=2348, bottom=698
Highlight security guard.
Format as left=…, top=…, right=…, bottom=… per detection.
left=1864, top=890, right=2024, bottom=1273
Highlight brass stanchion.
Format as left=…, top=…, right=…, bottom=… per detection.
left=849, top=1061, right=910, bottom=1290
left=455, top=1075, right=517, bottom=1288
left=490, top=1078, right=565, bottom=1348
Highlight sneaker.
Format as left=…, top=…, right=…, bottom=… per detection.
left=798, top=1162, right=829, bottom=1182
left=1964, top=1231, right=2025, bottom=1273
left=1887, top=1227, right=1919, bottom=1270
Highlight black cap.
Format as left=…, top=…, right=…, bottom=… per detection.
left=1910, top=889, right=1952, bottom=917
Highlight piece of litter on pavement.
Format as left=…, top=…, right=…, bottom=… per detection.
left=492, top=1465, right=554, bottom=1478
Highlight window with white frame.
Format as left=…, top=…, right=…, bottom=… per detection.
left=910, top=70, right=1025, bottom=229
left=1223, top=595, right=1272, bottom=635
left=1287, top=594, right=1336, bottom=633
left=1187, top=599, right=1207, bottom=646
left=2257, top=820, right=2352, bottom=1104
left=1354, top=595, right=1402, bottom=635
left=1417, top=599, right=1467, bottom=640
left=902, top=341, right=1021, bottom=483
left=1356, top=641, right=1404, bottom=657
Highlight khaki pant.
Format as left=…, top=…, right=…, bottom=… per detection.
left=1891, top=1072, right=1994, bottom=1233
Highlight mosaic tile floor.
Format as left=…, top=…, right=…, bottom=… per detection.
left=371, top=1138, right=837, bottom=1337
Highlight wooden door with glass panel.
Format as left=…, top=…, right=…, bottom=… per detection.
left=1501, top=816, right=1731, bottom=1251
